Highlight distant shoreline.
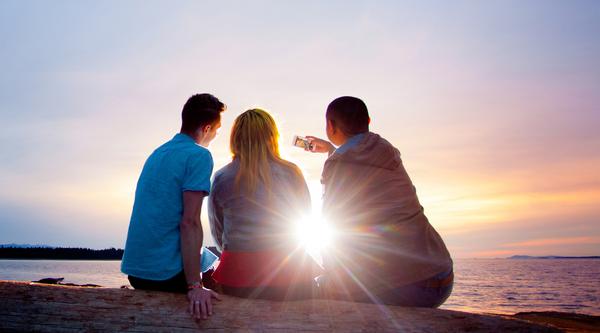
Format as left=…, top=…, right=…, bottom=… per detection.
left=0, top=246, right=221, bottom=260
left=0, top=258, right=122, bottom=261
left=507, top=255, right=600, bottom=259
left=1, top=246, right=598, bottom=260
left=0, top=247, right=124, bottom=260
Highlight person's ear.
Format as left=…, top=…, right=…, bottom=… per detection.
left=194, top=126, right=207, bottom=140
left=199, top=124, right=211, bottom=135
left=368, top=117, right=371, bottom=125
left=326, top=119, right=336, bottom=133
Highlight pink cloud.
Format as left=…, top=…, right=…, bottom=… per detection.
left=471, top=250, right=518, bottom=258
left=501, top=236, right=600, bottom=248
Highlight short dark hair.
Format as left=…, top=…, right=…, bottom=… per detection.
left=326, top=96, right=369, bottom=136
left=181, top=93, right=226, bottom=133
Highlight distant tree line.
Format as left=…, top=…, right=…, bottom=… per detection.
left=0, top=247, right=124, bottom=260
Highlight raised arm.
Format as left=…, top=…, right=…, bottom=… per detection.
left=305, top=136, right=335, bottom=155
left=180, top=191, right=221, bottom=320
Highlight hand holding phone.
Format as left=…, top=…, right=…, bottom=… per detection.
left=304, top=136, right=336, bottom=154
left=292, top=135, right=312, bottom=150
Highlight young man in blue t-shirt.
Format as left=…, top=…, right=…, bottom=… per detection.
left=122, top=93, right=225, bottom=319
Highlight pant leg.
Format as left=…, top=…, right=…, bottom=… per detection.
left=319, top=269, right=454, bottom=308
left=373, top=280, right=453, bottom=307
left=373, top=269, right=454, bottom=308
left=128, top=271, right=188, bottom=294
left=221, top=281, right=318, bottom=301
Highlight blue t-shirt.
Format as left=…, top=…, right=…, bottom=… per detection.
left=121, top=133, right=213, bottom=280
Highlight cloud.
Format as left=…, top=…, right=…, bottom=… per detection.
left=469, top=237, right=600, bottom=258
left=1, top=1, right=600, bottom=257
left=502, top=237, right=600, bottom=248
left=470, top=250, right=519, bottom=258
left=0, top=201, right=126, bottom=249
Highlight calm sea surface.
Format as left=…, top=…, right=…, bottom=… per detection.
left=1, top=258, right=598, bottom=315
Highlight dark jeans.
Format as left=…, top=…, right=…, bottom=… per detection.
left=128, top=271, right=187, bottom=294
left=353, top=268, right=454, bottom=307
left=318, top=268, right=453, bottom=308
left=221, top=282, right=318, bottom=301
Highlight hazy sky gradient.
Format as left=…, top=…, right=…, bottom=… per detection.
left=1, top=1, right=599, bottom=257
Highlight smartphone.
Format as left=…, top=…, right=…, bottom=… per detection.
left=292, top=135, right=311, bottom=150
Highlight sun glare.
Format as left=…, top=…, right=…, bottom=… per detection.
left=295, top=214, right=333, bottom=259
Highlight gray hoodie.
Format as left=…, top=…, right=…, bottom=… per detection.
left=321, top=132, right=452, bottom=292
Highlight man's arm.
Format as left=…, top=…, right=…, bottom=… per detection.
left=305, top=136, right=335, bottom=155
left=207, top=190, right=225, bottom=252
left=180, top=191, right=220, bottom=320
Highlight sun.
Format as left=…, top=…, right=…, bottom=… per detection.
left=295, top=214, right=333, bottom=261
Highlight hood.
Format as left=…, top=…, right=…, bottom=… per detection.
left=329, top=132, right=401, bottom=170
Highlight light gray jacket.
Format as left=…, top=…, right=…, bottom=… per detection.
left=322, top=132, right=452, bottom=291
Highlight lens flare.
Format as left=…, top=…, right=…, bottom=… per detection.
left=295, top=214, right=332, bottom=258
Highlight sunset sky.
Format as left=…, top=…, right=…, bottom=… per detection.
left=1, top=1, right=599, bottom=258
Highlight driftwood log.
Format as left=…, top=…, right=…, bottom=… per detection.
left=0, top=280, right=560, bottom=332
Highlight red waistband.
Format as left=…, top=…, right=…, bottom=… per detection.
left=213, top=249, right=323, bottom=288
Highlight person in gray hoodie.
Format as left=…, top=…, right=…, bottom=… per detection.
left=306, top=96, right=453, bottom=307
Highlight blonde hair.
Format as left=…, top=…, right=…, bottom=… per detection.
left=230, top=108, right=296, bottom=194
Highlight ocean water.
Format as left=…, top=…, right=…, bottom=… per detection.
left=0, top=259, right=128, bottom=288
left=1, top=258, right=598, bottom=316
left=444, top=258, right=600, bottom=315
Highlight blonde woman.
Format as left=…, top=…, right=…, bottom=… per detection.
left=208, top=109, right=322, bottom=300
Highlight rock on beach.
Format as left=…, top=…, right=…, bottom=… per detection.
left=0, top=280, right=570, bottom=332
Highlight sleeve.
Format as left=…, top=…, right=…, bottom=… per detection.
left=208, top=174, right=225, bottom=252
left=321, top=159, right=342, bottom=223
left=285, top=165, right=311, bottom=221
left=182, top=150, right=214, bottom=193
left=296, top=171, right=312, bottom=214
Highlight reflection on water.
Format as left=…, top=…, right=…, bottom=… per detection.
left=1, top=258, right=598, bottom=315
left=0, top=259, right=128, bottom=288
left=441, top=259, right=600, bottom=316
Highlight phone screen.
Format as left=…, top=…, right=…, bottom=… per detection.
left=293, top=136, right=309, bottom=149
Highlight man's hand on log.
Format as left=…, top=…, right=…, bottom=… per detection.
left=187, top=287, right=221, bottom=320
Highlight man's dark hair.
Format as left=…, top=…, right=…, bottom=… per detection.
left=181, top=93, right=226, bottom=133
left=326, top=96, right=370, bottom=136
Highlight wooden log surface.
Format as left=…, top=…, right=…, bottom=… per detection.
left=0, top=281, right=560, bottom=332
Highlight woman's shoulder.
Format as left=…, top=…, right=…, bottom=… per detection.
left=272, top=159, right=304, bottom=180
left=213, top=160, right=239, bottom=183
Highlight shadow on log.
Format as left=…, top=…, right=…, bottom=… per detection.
left=0, top=281, right=560, bottom=332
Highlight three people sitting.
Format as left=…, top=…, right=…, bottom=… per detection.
left=122, top=94, right=453, bottom=319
